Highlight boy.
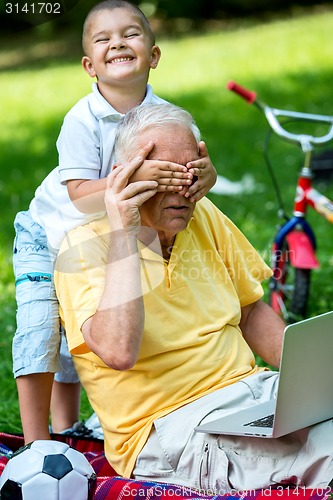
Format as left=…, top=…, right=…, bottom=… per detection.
left=13, top=0, right=217, bottom=444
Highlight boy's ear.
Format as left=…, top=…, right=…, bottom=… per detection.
left=82, top=56, right=97, bottom=78
left=150, top=45, right=161, bottom=70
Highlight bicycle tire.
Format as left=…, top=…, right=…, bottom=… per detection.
left=269, top=242, right=311, bottom=323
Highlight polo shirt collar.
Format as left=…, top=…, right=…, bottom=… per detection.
left=137, top=222, right=194, bottom=268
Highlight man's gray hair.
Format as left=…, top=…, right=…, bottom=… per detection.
left=113, top=103, right=201, bottom=164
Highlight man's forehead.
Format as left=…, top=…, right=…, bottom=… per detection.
left=140, top=125, right=199, bottom=164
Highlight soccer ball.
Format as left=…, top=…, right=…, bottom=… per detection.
left=0, top=440, right=96, bottom=500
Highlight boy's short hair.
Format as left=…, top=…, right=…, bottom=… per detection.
left=82, top=0, right=155, bottom=55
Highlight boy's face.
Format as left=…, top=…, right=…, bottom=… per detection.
left=82, top=7, right=161, bottom=89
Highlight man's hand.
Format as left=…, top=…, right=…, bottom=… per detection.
left=105, top=150, right=158, bottom=234
left=82, top=152, right=159, bottom=370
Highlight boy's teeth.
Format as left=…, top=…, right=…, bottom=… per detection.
left=112, top=57, right=132, bottom=63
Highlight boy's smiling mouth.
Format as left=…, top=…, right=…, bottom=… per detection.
left=108, top=56, right=134, bottom=64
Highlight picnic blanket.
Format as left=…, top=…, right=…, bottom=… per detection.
left=0, top=432, right=328, bottom=500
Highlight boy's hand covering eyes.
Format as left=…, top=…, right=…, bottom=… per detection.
left=127, top=140, right=217, bottom=201
left=140, top=159, right=194, bottom=191
left=182, top=141, right=217, bottom=202
left=128, top=141, right=193, bottom=192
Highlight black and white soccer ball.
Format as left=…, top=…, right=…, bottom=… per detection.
left=0, top=440, right=96, bottom=500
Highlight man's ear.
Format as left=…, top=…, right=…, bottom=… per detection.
left=82, top=56, right=97, bottom=78
left=150, top=45, right=161, bottom=70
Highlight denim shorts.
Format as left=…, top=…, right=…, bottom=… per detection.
left=12, top=210, right=79, bottom=383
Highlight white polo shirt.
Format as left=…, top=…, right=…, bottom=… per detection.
left=29, top=83, right=166, bottom=251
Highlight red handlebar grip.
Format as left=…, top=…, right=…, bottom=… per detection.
left=227, top=81, right=257, bottom=104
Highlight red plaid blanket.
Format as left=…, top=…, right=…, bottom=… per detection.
left=0, top=433, right=328, bottom=500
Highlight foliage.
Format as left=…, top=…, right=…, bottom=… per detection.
left=1, top=9, right=333, bottom=433
left=0, top=0, right=331, bottom=36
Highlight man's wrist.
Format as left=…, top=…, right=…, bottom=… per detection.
left=108, top=228, right=139, bottom=263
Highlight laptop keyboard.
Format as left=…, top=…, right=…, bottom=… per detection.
left=243, top=414, right=274, bottom=428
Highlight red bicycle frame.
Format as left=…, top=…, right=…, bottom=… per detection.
left=227, top=81, right=333, bottom=320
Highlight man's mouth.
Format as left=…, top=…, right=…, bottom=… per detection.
left=165, top=205, right=189, bottom=212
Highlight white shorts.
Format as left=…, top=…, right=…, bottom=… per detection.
left=133, top=372, right=333, bottom=493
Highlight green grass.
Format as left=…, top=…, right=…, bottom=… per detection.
left=1, top=8, right=333, bottom=434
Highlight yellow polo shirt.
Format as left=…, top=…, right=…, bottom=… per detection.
left=55, top=197, right=272, bottom=478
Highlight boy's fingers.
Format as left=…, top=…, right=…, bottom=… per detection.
left=155, top=171, right=192, bottom=180
left=186, top=142, right=210, bottom=169
left=191, top=186, right=206, bottom=202
left=157, top=184, right=185, bottom=192
left=110, top=156, right=145, bottom=192
left=185, top=183, right=206, bottom=202
left=185, top=181, right=201, bottom=196
left=186, top=160, right=205, bottom=172
left=177, top=185, right=188, bottom=196
left=171, top=171, right=192, bottom=179
left=187, top=165, right=208, bottom=176
left=158, top=177, right=192, bottom=186
left=164, top=161, right=189, bottom=172
left=198, top=140, right=208, bottom=157
left=146, top=160, right=189, bottom=173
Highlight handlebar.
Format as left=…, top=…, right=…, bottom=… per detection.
left=227, top=81, right=333, bottom=152
left=226, top=81, right=257, bottom=104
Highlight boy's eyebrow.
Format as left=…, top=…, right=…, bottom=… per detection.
left=125, top=23, right=143, bottom=31
left=91, top=24, right=143, bottom=39
left=92, top=30, right=109, bottom=39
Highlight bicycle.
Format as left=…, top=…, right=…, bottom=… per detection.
left=227, top=81, right=333, bottom=323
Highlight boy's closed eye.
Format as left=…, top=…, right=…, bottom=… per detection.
left=125, top=31, right=141, bottom=38
left=93, top=32, right=110, bottom=43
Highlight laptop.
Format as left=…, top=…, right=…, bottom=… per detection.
left=195, top=310, right=333, bottom=438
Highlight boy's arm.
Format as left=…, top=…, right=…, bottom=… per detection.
left=67, top=177, right=107, bottom=213
left=183, top=141, right=217, bottom=202
left=67, top=142, right=194, bottom=213
left=67, top=163, right=192, bottom=213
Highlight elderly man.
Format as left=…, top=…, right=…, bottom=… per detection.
left=55, top=103, right=333, bottom=492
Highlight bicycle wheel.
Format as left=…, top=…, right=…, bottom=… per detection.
left=269, top=241, right=311, bottom=323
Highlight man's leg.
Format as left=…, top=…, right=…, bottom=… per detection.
left=134, top=373, right=278, bottom=491
left=134, top=373, right=333, bottom=491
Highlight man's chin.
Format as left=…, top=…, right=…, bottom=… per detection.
left=166, top=216, right=191, bottom=233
